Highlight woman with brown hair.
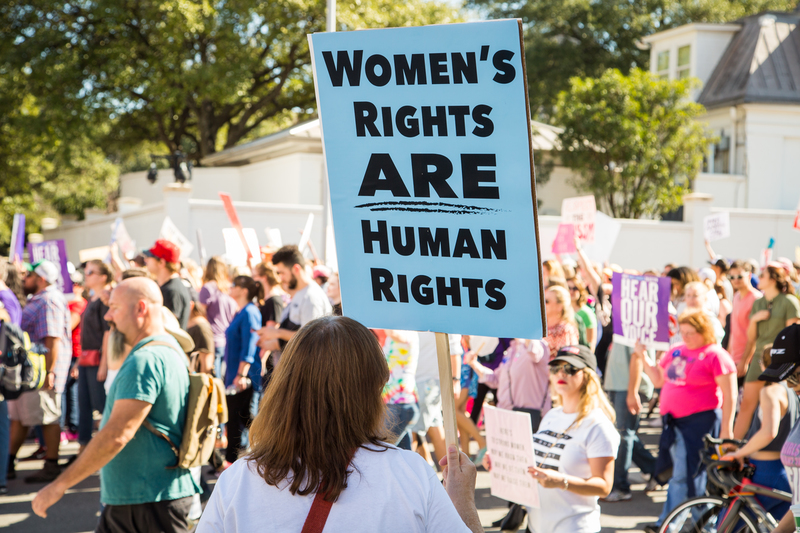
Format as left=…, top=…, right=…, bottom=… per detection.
left=197, top=316, right=483, bottom=532
left=199, top=256, right=237, bottom=379
left=636, top=310, right=737, bottom=531
left=544, top=286, right=580, bottom=356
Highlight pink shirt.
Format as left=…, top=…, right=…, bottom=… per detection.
left=728, top=290, right=761, bottom=364
left=659, top=343, right=736, bottom=419
left=479, top=339, right=552, bottom=412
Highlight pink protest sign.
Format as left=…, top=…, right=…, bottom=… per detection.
left=551, top=223, right=576, bottom=254
left=561, top=195, right=596, bottom=244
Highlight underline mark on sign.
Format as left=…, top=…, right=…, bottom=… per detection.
left=355, top=200, right=504, bottom=215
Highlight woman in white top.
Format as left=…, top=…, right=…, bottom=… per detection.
left=197, top=316, right=483, bottom=533
left=526, top=345, right=619, bottom=533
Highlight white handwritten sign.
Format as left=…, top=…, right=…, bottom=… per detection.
left=561, top=195, right=596, bottom=244
left=159, top=217, right=194, bottom=260
left=483, top=406, right=539, bottom=508
left=703, top=212, right=730, bottom=242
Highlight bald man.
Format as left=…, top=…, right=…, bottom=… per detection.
left=32, top=278, right=200, bottom=532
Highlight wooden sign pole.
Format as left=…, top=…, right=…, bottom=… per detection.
left=435, top=332, right=459, bottom=449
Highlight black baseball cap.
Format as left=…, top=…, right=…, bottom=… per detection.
left=759, top=324, right=800, bottom=382
left=549, top=345, right=597, bottom=373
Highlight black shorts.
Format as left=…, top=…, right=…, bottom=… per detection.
left=96, top=496, right=193, bottom=533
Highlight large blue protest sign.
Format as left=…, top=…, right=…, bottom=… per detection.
left=611, top=272, right=672, bottom=350
left=309, top=20, right=545, bottom=338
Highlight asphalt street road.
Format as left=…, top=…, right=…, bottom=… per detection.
left=1, top=417, right=665, bottom=532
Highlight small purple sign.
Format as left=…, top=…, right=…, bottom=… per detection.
left=28, top=239, right=73, bottom=294
left=9, top=214, right=25, bottom=262
left=611, top=272, right=671, bottom=350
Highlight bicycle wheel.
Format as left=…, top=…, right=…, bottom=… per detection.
left=659, top=496, right=760, bottom=533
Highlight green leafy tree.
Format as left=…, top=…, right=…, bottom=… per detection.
left=0, top=74, right=118, bottom=253
left=554, top=68, right=712, bottom=219
left=1, top=0, right=460, bottom=162
left=466, top=0, right=796, bottom=116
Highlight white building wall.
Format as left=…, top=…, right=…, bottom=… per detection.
left=743, top=105, right=800, bottom=210
left=238, top=153, right=325, bottom=206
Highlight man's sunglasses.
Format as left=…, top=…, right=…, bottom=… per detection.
left=549, top=363, right=580, bottom=376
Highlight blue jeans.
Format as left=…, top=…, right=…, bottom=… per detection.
left=609, top=391, right=656, bottom=492
left=658, top=430, right=708, bottom=524
left=750, top=458, right=791, bottom=521
left=78, top=366, right=107, bottom=446
left=214, top=345, right=225, bottom=380
left=386, top=403, right=420, bottom=450
left=0, top=399, right=8, bottom=486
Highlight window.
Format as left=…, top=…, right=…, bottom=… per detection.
left=657, top=50, right=670, bottom=79
left=677, top=45, right=691, bottom=79
left=704, top=135, right=730, bottom=174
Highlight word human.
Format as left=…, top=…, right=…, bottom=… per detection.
left=370, top=268, right=506, bottom=310
left=619, top=276, right=659, bottom=343
left=322, top=48, right=516, bottom=88
left=362, top=221, right=507, bottom=260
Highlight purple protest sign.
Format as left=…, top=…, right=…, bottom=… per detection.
left=9, top=214, right=25, bottom=262
left=611, top=272, right=671, bottom=350
left=28, top=240, right=73, bottom=294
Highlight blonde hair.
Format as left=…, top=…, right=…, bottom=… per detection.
left=547, top=285, right=576, bottom=326
left=203, top=256, right=231, bottom=292
left=684, top=281, right=709, bottom=305
left=543, top=259, right=565, bottom=280
left=552, top=367, right=616, bottom=428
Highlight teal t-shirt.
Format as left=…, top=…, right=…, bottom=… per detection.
left=100, top=334, right=200, bottom=505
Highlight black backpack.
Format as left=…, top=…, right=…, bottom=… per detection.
left=0, top=320, right=47, bottom=400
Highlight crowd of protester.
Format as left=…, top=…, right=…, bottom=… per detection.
left=0, top=232, right=798, bottom=533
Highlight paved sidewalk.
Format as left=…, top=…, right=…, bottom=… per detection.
left=0, top=416, right=665, bottom=532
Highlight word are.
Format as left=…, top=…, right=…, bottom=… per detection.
left=362, top=221, right=507, bottom=259
left=354, top=102, right=493, bottom=138
left=370, top=268, right=506, bottom=309
left=322, top=47, right=516, bottom=88
left=358, top=153, right=498, bottom=199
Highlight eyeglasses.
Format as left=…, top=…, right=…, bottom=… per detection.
left=545, top=299, right=555, bottom=305
left=568, top=286, right=579, bottom=292
left=85, top=271, right=99, bottom=277
left=549, top=363, right=580, bottom=376
left=727, top=275, right=743, bottom=280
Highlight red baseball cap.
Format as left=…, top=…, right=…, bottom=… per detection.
left=146, top=239, right=181, bottom=263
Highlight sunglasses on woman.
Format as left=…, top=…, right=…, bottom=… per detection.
left=727, top=274, right=744, bottom=280
left=549, top=363, right=580, bottom=376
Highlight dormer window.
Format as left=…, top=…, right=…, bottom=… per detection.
left=657, top=50, right=670, bottom=79
left=677, top=45, right=691, bottom=79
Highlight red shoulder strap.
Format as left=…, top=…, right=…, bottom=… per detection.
left=301, top=491, right=333, bottom=533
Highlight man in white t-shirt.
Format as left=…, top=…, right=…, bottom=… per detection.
left=257, top=246, right=331, bottom=360
left=411, top=332, right=462, bottom=466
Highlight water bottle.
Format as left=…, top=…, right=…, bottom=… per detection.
left=226, top=377, right=250, bottom=395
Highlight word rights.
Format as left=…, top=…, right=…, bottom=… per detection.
left=310, top=20, right=545, bottom=338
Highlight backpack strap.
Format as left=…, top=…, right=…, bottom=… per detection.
left=301, top=490, right=334, bottom=533
left=137, top=339, right=186, bottom=461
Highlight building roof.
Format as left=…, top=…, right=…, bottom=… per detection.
left=639, top=23, right=741, bottom=46
left=203, top=118, right=565, bottom=166
left=698, top=11, right=800, bottom=109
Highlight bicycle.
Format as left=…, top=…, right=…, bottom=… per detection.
left=657, top=435, right=792, bottom=533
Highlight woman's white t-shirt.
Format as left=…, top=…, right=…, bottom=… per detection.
left=527, top=407, right=619, bottom=533
left=197, top=444, right=472, bottom=533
